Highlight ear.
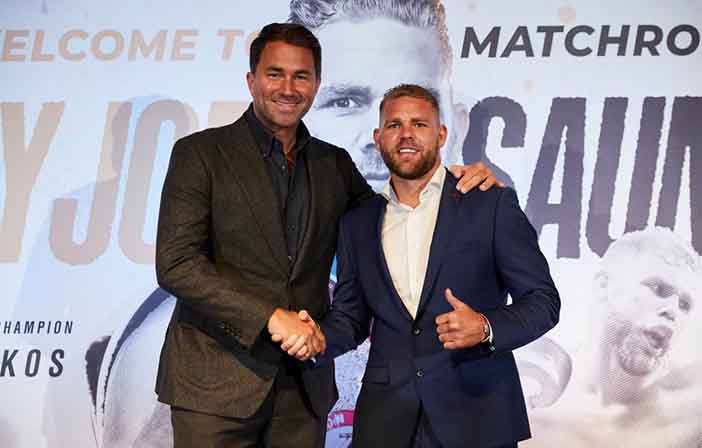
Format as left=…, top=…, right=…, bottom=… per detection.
left=593, top=270, right=609, bottom=301
left=451, top=102, right=469, bottom=147
left=438, top=123, right=448, bottom=149
left=314, top=77, right=321, bottom=95
left=373, top=128, right=380, bottom=150
left=246, top=72, right=255, bottom=97
left=447, top=102, right=468, bottom=163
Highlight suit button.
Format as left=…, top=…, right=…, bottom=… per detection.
left=413, top=327, right=421, bottom=335
left=416, top=369, right=424, bottom=378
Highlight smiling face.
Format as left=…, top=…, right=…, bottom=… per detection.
left=373, top=95, right=446, bottom=182
left=246, top=40, right=320, bottom=133
left=303, top=18, right=454, bottom=190
left=601, top=253, right=696, bottom=377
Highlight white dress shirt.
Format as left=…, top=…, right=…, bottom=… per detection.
left=380, top=167, right=446, bottom=319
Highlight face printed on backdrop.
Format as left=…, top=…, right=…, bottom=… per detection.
left=304, top=18, right=461, bottom=191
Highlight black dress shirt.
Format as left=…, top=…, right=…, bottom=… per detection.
left=244, top=105, right=310, bottom=266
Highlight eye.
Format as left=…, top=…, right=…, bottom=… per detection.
left=414, top=122, right=428, bottom=128
left=679, top=295, right=692, bottom=313
left=643, top=278, right=674, bottom=298
left=320, top=97, right=361, bottom=110
left=386, top=122, right=400, bottom=129
left=295, top=73, right=309, bottom=81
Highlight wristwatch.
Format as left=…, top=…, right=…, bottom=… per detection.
left=479, top=313, right=491, bottom=343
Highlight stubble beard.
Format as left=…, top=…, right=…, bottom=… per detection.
left=379, top=141, right=439, bottom=181
left=615, top=330, right=663, bottom=377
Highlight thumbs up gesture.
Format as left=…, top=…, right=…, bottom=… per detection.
left=436, top=288, right=488, bottom=350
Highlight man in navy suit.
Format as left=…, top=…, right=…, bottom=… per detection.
left=279, top=84, right=560, bottom=447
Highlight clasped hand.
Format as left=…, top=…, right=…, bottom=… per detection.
left=268, top=309, right=325, bottom=361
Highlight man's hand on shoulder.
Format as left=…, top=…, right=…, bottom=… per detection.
left=448, top=161, right=504, bottom=193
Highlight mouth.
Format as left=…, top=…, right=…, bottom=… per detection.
left=272, top=98, right=301, bottom=111
left=357, top=153, right=390, bottom=180
left=397, top=145, right=421, bottom=155
left=642, top=325, right=673, bottom=353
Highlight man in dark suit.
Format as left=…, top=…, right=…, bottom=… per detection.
left=155, top=23, right=498, bottom=447
left=283, top=84, right=560, bottom=447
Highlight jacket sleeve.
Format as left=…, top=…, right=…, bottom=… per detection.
left=155, top=138, right=277, bottom=351
left=482, top=188, right=561, bottom=354
left=338, top=148, right=374, bottom=209
left=318, top=216, right=372, bottom=360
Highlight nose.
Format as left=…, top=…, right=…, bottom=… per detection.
left=399, top=123, right=415, bottom=139
left=353, top=110, right=379, bottom=155
left=658, top=298, right=679, bottom=322
left=280, top=76, right=295, bottom=96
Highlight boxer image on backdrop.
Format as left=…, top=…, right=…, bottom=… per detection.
left=527, top=228, right=702, bottom=448
left=279, top=84, right=560, bottom=447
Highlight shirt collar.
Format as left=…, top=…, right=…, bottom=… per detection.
left=243, top=103, right=312, bottom=158
left=380, top=165, right=446, bottom=206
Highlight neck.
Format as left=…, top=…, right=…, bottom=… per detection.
left=252, top=107, right=298, bottom=155
left=275, top=129, right=297, bottom=155
left=390, top=163, right=441, bottom=209
left=602, top=357, right=655, bottom=406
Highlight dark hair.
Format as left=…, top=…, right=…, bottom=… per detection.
left=379, top=83, right=440, bottom=115
left=249, top=22, right=322, bottom=79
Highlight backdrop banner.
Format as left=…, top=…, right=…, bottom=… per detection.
left=1, top=1, right=700, bottom=447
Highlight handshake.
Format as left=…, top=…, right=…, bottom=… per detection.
left=265, top=289, right=491, bottom=362
left=267, top=308, right=325, bottom=361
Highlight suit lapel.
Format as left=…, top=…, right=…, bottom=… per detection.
left=374, top=197, right=415, bottom=322
left=221, top=119, right=289, bottom=275
left=415, top=172, right=460, bottom=318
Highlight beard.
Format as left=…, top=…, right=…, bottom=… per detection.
left=615, top=330, right=664, bottom=376
left=378, top=140, right=439, bottom=180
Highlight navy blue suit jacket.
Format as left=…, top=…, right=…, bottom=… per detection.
left=320, top=171, right=560, bottom=447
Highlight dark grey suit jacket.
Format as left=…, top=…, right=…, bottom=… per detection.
left=154, top=114, right=372, bottom=418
